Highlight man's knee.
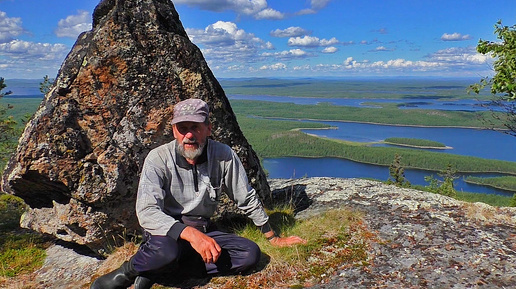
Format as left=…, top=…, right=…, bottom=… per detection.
left=241, top=239, right=261, bottom=270
left=132, top=234, right=180, bottom=272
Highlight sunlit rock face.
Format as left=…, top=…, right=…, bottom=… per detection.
left=1, top=0, right=269, bottom=254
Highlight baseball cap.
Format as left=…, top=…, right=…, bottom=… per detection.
left=171, top=98, right=209, bottom=124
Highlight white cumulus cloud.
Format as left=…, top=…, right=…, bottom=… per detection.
left=0, top=40, right=68, bottom=60
left=311, top=0, right=333, bottom=10
left=427, top=47, right=490, bottom=64
left=288, top=35, right=339, bottom=47
left=260, top=62, right=287, bottom=70
left=255, top=8, right=284, bottom=20
left=297, top=0, right=333, bottom=15
left=186, top=21, right=270, bottom=66
left=0, top=39, right=69, bottom=78
left=441, top=33, right=471, bottom=41
left=55, top=10, right=92, bottom=38
left=270, top=27, right=310, bottom=38
left=343, top=57, right=359, bottom=68
left=373, top=46, right=389, bottom=51
left=322, top=46, right=338, bottom=53
left=262, top=49, right=309, bottom=59
left=0, top=11, right=25, bottom=43
left=174, top=0, right=281, bottom=19
left=370, top=59, right=441, bottom=69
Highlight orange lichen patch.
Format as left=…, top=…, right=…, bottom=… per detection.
left=145, top=106, right=174, bottom=132
left=74, top=56, right=129, bottom=106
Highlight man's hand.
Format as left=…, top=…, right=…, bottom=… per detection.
left=180, top=226, right=221, bottom=264
left=270, top=235, right=307, bottom=247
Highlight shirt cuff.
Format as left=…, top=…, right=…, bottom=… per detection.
left=166, top=222, right=188, bottom=241
left=259, top=221, right=273, bottom=234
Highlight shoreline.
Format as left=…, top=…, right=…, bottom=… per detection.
left=383, top=141, right=453, bottom=150
left=264, top=115, right=498, bottom=130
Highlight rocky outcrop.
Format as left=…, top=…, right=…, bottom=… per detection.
left=0, top=0, right=269, bottom=254
left=13, top=178, right=516, bottom=289
left=271, top=178, right=516, bottom=288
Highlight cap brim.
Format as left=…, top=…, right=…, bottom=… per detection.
left=171, top=115, right=206, bottom=124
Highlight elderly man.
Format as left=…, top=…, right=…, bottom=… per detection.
left=91, top=98, right=305, bottom=289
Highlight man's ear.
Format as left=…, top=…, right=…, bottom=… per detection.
left=207, top=122, right=212, bottom=136
left=172, top=124, right=179, bottom=139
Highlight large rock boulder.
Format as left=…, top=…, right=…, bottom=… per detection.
left=1, top=0, right=269, bottom=254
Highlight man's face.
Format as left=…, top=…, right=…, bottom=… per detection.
left=173, top=121, right=212, bottom=162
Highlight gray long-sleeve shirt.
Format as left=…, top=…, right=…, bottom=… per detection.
left=135, top=139, right=269, bottom=240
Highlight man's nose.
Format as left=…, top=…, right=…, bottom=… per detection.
left=185, top=131, right=195, bottom=139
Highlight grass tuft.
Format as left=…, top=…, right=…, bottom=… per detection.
left=208, top=208, right=374, bottom=288
left=0, top=233, right=47, bottom=278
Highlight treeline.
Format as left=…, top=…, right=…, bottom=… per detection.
left=220, top=78, right=480, bottom=99
left=231, top=100, right=506, bottom=129
left=465, top=176, right=516, bottom=192
left=0, top=98, right=41, bottom=172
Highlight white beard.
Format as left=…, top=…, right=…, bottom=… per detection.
left=178, top=138, right=206, bottom=161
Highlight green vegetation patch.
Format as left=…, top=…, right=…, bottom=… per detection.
left=231, top=99, right=505, bottom=129
left=211, top=208, right=372, bottom=288
left=0, top=194, right=48, bottom=279
left=0, top=194, right=26, bottom=231
left=384, top=137, right=447, bottom=148
left=0, top=233, right=47, bottom=278
left=457, top=191, right=513, bottom=207
left=0, top=97, right=41, bottom=128
left=465, top=176, right=516, bottom=192
left=221, top=78, right=478, bottom=99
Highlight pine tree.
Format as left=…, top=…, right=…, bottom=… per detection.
left=387, top=154, right=411, bottom=187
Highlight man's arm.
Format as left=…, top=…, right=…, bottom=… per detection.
left=261, top=222, right=306, bottom=247
left=223, top=148, right=307, bottom=248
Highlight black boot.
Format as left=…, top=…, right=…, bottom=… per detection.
left=134, top=275, right=154, bottom=289
left=90, top=259, right=138, bottom=289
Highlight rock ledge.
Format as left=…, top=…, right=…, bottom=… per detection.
left=18, top=177, right=516, bottom=288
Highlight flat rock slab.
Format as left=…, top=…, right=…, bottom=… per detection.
left=269, top=177, right=516, bottom=288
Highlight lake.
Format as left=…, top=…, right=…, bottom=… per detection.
left=264, top=157, right=514, bottom=197
left=301, top=121, right=516, bottom=162
left=262, top=121, right=516, bottom=196
left=228, top=93, right=516, bottom=196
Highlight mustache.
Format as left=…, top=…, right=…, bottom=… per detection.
left=182, top=138, right=197, bottom=144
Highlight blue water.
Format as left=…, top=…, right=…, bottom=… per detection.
left=301, top=121, right=516, bottom=162
left=2, top=79, right=42, bottom=98
left=264, top=121, right=516, bottom=195
left=228, top=92, right=516, bottom=195
left=264, top=157, right=515, bottom=197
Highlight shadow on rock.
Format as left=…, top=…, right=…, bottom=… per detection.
left=271, top=184, right=312, bottom=213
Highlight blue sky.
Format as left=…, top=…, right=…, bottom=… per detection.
left=1, top=0, right=515, bottom=79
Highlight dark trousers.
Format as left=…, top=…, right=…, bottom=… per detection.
left=131, top=230, right=261, bottom=277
